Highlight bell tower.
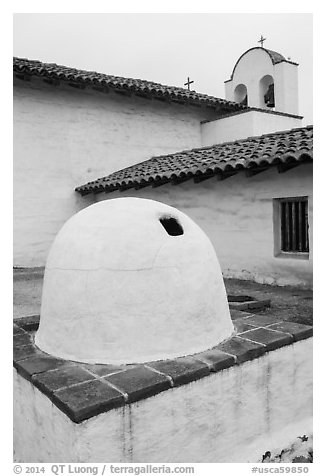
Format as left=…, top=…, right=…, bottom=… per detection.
left=225, top=46, right=299, bottom=116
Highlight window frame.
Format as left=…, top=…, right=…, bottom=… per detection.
left=273, top=196, right=310, bottom=260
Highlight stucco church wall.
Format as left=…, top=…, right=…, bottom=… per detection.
left=14, top=78, right=216, bottom=267
left=201, top=110, right=302, bottom=146
left=96, top=164, right=312, bottom=287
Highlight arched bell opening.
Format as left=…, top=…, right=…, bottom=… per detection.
left=260, top=74, right=275, bottom=109
left=234, top=84, right=248, bottom=106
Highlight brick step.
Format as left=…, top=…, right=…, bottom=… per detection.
left=228, top=298, right=271, bottom=312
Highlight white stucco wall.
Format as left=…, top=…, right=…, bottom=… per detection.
left=14, top=77, right=215, bottom=267
left=274, top=62, right=299, bottom=116
left=201, top=110, right=302, bottom=146
left=96, top=164, right=313, bottom=287
left=14, top=338, right=312, bottom=463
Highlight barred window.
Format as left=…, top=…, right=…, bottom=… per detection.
left=277, top=197, right=309, bottom=254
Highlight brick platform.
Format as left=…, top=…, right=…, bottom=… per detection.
left=13, top=312, right=312, bottom=424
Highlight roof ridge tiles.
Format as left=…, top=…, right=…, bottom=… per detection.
left=13, top=56, right=245, bottom=112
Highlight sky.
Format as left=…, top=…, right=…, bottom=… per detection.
left=13, top=13, right=313, bottom=124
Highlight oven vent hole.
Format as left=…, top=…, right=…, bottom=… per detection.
left=159, top=216, right=184, bottom=236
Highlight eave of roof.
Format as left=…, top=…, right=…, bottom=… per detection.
left=13, top=57, right=246, bottom=113
left=75, top=125, right=313, bottom=196
left=201, top=106, right=303, bottom=124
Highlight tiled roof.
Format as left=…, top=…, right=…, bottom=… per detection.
left=13, top=57, right=245, bottom=112
left=75, top=126, right=313, bottom=196
left=264, top=48, right=287, bottom=64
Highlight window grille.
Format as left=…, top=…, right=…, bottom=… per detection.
left=279, top=197, right=309, bottom=253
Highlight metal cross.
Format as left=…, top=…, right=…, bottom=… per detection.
left=184, top=77, right=194, bottom=90
left=258, top=35, right=266, bottom=48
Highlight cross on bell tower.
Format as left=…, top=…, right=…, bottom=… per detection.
left=184, top=77, right=194, bottom=91
left=258, top=35, right=266, bottom=48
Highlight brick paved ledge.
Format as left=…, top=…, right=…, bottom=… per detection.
left=13, top=312, right=312, bottom=424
